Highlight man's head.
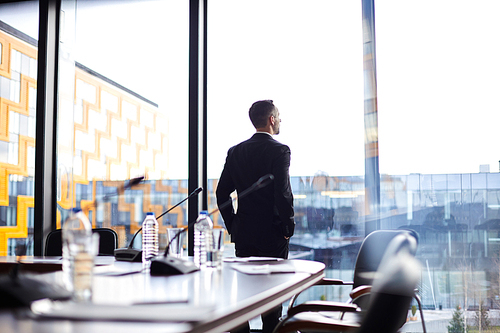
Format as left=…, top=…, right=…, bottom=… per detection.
left=249, top=100, right=281, bottom=135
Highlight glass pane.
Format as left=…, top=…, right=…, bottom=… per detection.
left=208, top=0, right=364, bottom=301
left=56, top=0, right=189, bottom=250
left=376, top=0, right=500, bottom=311
left=0, top=1, right=39, bottom=256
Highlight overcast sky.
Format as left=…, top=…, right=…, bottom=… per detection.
left=2, top=0, right=499, bottom=180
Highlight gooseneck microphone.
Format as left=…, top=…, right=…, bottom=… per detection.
left=150, top=174, right=274, bottom=276
left=133, top=186, right=203, bottom=237
left=164, top=174, right=274, bottom=256
left=209, top=173, right=274, bottom=217
left=103, top=176, right=145, bottom=202
left=114, top=187, right=203, bottom=262
left=83, top=176, right=146, bottom=210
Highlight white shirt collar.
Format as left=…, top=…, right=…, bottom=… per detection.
left=255, top=131, right=273, bottom=137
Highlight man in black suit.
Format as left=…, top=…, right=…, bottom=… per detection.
left=216, top=100, right=295, bottom=333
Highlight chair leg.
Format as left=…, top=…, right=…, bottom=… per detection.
left=288, top=293, right=300, bottom=310
left=272, top=315, right=288, bottom=333
left=414, top=293, right=427, bottom=333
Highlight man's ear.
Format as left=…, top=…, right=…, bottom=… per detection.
left=269, top=115, right=275, bottom=126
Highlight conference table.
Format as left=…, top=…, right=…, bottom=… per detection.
left=0, top=256, right=325, bottom=333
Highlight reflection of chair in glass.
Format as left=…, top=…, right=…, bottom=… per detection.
left=289, top=229, right=419, bottom=310
left=274, top=232, right=421, bottom=333
left=44, top=228, right=118, bottom=256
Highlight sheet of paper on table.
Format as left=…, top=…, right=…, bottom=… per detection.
left=223, top=257, right=283, bottom=263
left=230, top=263, right=296, bottom=275
left=31, top=299, right=214, bottom=323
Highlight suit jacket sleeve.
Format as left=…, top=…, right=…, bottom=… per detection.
left=216, top=154, right=236, bottom=234
left=273, top=146, right=295, bottom=237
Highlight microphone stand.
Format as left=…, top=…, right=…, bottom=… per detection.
left=114, top=187, right=203, bottom=262
left=150, top=174, right=274, bottom=276
left=83, top=176, right=145, bottom=210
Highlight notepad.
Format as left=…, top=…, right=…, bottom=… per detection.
left=231, top=263, right=296, bottom=275
left=223, top=257, right=283, bottom=263
left=31, top=299, right=214, bottom=322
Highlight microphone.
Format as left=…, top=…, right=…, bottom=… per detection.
left=83, top=176, right=145, bottom=210
left=103, top=176, right=145, bottom=202
left=210, top=173, right=274, bottom=216
left=150, top=174, right=274, bottom=276
left=164, top=174, right=273, bottom=256
left=157, top=187, right=203, bottom=221
left=114, top=187, right=203, bottom=262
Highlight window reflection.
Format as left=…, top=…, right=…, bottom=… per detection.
left=55, top=0, right=189, bottom=249
left=0, top=2, right=38, bottom=255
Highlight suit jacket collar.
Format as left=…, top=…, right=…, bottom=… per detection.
left=252, top=132, right=274, bottom=140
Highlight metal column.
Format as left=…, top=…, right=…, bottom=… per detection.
left=362, top=0, right=380, bottom=234
left=34, top=0, right=61, bottom=256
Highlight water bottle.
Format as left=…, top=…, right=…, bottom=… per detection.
left=194, top=210, right=213, bottom=268
left=142, top=212, right=159, bottom=267
left=62, top=207, right=93, bottom=301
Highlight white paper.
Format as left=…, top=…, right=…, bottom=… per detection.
left=31, top=299, right=214, bottom=322
left=223, top=257, right=283, bottom=263
left=231, top=263, right=296, bottom=275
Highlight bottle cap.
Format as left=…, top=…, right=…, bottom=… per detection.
left=200, top=210, right=208, bottom=215
left=146, top=212, right=154, bottom=216
left=71, top=207, right=82, bottom=213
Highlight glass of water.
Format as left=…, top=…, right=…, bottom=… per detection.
left=166, top=228, right=186, bottom=258
left=206, top=229, right=225, bottom=270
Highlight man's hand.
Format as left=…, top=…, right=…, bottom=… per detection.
left=284, top=236, right=289, bottom=240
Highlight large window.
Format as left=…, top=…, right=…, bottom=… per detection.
left=207, top=1, right=365, bottom=315
left=375, top=0, right=500, bottom=310
left=0, top=1, right=39, bottom=256
left=207, top=0, right=364, bottom=233
left=55, top=0, right=190, bottom=249
left=206, top=0, right=500, bottom=312
left=3, top=0, right=500, bottom=316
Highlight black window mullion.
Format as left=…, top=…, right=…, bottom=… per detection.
left=34, top=0, right=60, bottom=256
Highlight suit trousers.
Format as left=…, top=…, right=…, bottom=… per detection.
left=231, top=242, right=288, bottom=333
left=230, top=306, right=282, bottom=333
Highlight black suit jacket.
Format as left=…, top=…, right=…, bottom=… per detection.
left=216, top=133, right=295, bottom=257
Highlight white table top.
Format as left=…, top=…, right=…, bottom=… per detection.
left=0, top=257, right=325, bottom=333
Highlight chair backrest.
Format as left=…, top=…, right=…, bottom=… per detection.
left=358, top=233, right=421, bottom=333
left=44, top=228, right=118, bottom=256
left=353, top=229, right=418, bottom=289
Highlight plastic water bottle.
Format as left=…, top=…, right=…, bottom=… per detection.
left=194, top=210, right=213, bottom=269
left=142, top=212, right=159, bottom=267
left=62, top=207, right=93, bottom=301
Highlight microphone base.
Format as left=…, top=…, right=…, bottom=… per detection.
left=150, top=257, right=199, bottom=276
left=114, top=248, right=142, bottom=262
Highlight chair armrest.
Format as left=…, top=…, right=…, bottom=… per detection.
left=349, top=285, right=372, bottom=300
left=288, top=278, right=354, bottom=309
left=287, top=300, right=360, bottom=317
left=276, top=311, right=360, bottom=333
left=317, top=278, right=354, bottom=286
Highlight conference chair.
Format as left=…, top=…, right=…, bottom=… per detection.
left=274, top=232, right=421, bottom=333
left=44, top=228, right=118, bottom=256
left=288, top=229, right=419, bottom=310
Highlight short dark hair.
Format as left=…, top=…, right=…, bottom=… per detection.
left=249, top=100, right=277, bottom=129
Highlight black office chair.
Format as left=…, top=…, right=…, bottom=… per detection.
left=274, top=232, right=421, bottom=333
left=44, top=228, right=118, bottom=256
left=288, top=229, right=419, bottom=310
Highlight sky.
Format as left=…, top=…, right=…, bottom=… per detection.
left=1, top=0, right=499, bottom=180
